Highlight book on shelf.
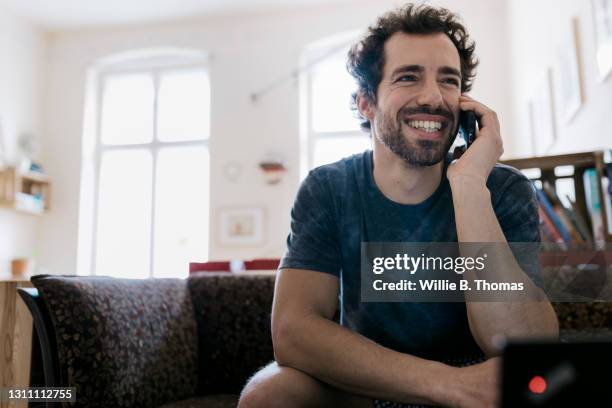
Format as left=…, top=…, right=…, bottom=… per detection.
left=565, top=194, right=593, bottom=243
left=542, top=182, right=586, bottom=243
left=535, top=188, right=573, bottom=243
left=604, top=163, right=612, bottom=235
left=537, top=206, right=564, bottom=244
left=534, top=184, right=600, bottom=247
left=583, top=168, right=605, bottom=247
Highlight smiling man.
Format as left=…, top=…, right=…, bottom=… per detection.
left=239, top=4, right=558, bottom=408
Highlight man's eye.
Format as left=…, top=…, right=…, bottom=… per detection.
left=443, top=78, right=460, bottom=86
left=397, top=75, right=418, bottom=82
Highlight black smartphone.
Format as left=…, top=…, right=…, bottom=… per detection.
left=458, top=110, right=477, bottom=148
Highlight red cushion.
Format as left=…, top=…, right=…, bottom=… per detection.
left=244, top=258, right=280, bottom=270
left=189, top=258, right=280, bottom=273
left=189, top=261, right=231, bottom=273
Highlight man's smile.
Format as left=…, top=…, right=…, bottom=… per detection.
left=401, top=113, right=452, bottom=141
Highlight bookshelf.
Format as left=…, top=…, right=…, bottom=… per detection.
left=502, top=151, right=612, bottom=242
left=0, top=167, right=51, bottom=215
left=502, top=151, right=612, bottom=267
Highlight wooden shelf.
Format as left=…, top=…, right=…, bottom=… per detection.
left=20, top=171, right=50, bottom=184
left=0, top=167, right=51, bottom=215
left=501, top=151, right=604, bottom=171
left=501, top=150, right=612, bottom=244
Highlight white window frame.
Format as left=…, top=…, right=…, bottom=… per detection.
left=88, top=60, right=210, bottom=278
left=299, top=32, right=369, bottom=177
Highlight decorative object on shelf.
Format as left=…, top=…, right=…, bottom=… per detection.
left=530, top=69, right=556, bottom=155
left=592, top=0, right=612, bottom=80
left=218, top=207, right=265, bottom=246
left=11, top=258, right=33, bottom=277
left=17, top=157, right=45, bottom=175
left=554, top=18, right=583, bottom=124
left=258, top=152, right=287, bottom=185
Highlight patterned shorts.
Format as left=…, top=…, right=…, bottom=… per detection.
left=372, top=354, right=486, bottom=408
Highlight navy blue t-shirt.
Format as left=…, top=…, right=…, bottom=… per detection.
left=280, top=150, right=540, bottom=360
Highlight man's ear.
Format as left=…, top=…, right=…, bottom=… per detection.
left=357, top=93, right=375, bottom=122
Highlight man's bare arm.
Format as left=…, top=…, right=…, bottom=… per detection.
left=272, top=268, right=498, bottom=407
left=449, top=177, right=559, bottom=355
left=448, top=95, right=559, bottom=356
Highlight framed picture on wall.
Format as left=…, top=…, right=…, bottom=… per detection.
left=554, top=18, right=583, bottom=124
left=530, top=69, right=556, bottom=155
left=592, top=0, right=612, bottom=80
left=218, top=207, right=265, bottom=246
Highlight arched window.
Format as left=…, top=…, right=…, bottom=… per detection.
left=300, top=32, right=370, bottom=176
left=77, top=48, right=210, bottom=278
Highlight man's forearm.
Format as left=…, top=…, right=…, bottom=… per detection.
left=274, top=313, right=458, bottom=405
left=449, top=175, right=559, bottom=355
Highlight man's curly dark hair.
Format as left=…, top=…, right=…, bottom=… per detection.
left=347, top=3, right=479, bottom=131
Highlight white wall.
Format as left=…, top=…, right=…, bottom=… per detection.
left=39, top=0, right=514, bottom=275
left=507, top=0, right=612, bottom=157
left=0, top=8, right=46, bottom=276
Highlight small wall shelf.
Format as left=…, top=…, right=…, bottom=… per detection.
left=0, top=167, right=51, bottom=215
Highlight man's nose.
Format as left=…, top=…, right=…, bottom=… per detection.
left=415, top=79, right=444, bottom=107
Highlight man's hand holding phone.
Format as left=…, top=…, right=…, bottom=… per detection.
left=448, top=94, right=504, bottom=185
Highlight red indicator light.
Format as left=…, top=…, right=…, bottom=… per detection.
left=528, top=375, right=547, bottom=394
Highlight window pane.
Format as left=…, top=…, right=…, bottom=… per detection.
left=95, top=150, right=152, bottom=278
left=313, top=136, right=371, bottom=168
left=101, top=73, right=154, bottom=145
left=157, top=70, right=210, bottom=142
left=311, top=53, right=360, bottom=133
left=153, top=146, right=209, bottom=278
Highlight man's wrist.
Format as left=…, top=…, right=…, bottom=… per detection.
left=448, top=172, right=489, bottom=196
left=427, top=363, right=463, bottom=407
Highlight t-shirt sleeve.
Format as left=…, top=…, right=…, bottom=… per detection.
left=493, top=171, right=543, bottom=287
left=279, top=170, right=341, bottom=277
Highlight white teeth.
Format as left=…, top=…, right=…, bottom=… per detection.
left=406, top=120, right=443, bottom=132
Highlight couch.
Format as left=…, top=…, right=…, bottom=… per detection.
left=20, top=271, right=612, bottom=408
left=21, top=273, right=274, bottom=408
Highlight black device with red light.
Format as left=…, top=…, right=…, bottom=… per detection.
left=501, top=341, right=612, bottom=407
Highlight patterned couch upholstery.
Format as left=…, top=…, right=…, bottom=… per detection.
left=26, top=272, right=611, bottom=408
left=28, top=273, right=275, bottom=408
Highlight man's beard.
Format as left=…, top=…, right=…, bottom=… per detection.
left=374, top=107, right=457, bottom=167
